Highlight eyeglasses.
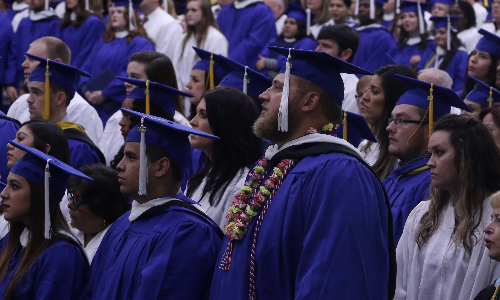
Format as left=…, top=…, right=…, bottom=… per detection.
left=388, top=118, right=423, bottom=128
left=68, top=192, right=86, bottom=210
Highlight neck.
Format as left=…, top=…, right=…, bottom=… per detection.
left=336, top=16, right=348, bottom=24
left=134, top=182, right=180, bottom=204
left=408, top=31, right=419, bottom=38
left=50, top=110, right=67, bottom=123
left=275, top=119, right=330, bottom=148
left=32, top=6, right=44, bottom=13
left=83, top=232, right=98, bottom=247
left=449, top=189, right=460, bottom=206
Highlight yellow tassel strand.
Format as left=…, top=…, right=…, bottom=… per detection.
left=428, top=83, right=434, bottom=138
left=488, top=86, right=493, bottom=108
left=206, top=53, right=215, bottom=90
left=145, top=80, right=150, bottom=115
left=43, top=59, right=51, bottom=120
left=342, top=111, right=347, bottom=142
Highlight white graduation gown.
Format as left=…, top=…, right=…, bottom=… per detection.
left=341, top=72, right=360, bottom=114
left=143, top=7, right=182, bottom=60
left=98, top=109, right=124, bottom=166
left=474, top=2, right=488, bottom=29
left=458, top=27, right=482, bottom=54
left=481, top=22, right=500, bottom=36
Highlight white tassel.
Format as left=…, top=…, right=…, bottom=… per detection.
left=164, top=0, right=168, bottom=12
left=369, top=0, right=375, bottom=20
left=396, top=0, right=400, bottom=14
left=417, top=2, right=424, bottom=35
left=278, top=49, right=291, bottom=132
left=243, top=66, right=248, bottom=94
left=447, top=15, right=451, bottom=51
left=138, top=117, right=148, bottom=196
left=355, top=0, right=359, bottom=16
left=85, top=0, right=89, bottom=11
left=129, top=0, right=137, bottom=31
left=306, top=8, right=311, bottom=36
left=45, top=0, right=48, bottom=10
left=44, top=159, right=51, bottom=239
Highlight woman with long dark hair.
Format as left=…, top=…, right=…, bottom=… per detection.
left=395, top=114, right=500, bottom=300
left=186, top=87, right=263, bottom=228
left=452, top=1, right=480, bottom=55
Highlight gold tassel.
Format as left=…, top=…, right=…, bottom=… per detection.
left=208, top=53, right=215, bottom=90
left=428, top=83, right=434, bottom=138
left=43, top=59, right=51, bottom=120
left=342, top=111, right=347, bottom=142
left=145, top=80, right=150, bottom=115
left=488, top=86, right=493, bottom=108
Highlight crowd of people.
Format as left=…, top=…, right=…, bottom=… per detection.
left=1, top=0, right=500, bottom=298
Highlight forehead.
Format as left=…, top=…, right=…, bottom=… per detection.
left=27, top=42, right=48, bottom=59
left=28, top=80, right=45, bottom=90
left=428, top=130, right=451, bottom=147
left=330, top=0, right=346, bottom=5
left=392, top=104, right=421, bottom=117
left=190, top=69, right=205, bottom=78
left=124, top=141, right=140, bottom=154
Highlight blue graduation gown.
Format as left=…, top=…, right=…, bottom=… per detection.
left=382, top=158, right=431, bottom=245
left=261, top=37, right=318, bottom=72
left=210, top=151, right=391, bottom=299
left=416, top=47, right=468, bottom=94
left=391, top=39, right=436, bottom=68
left=216, top=2, right=276, bottom=67
left=59, top=15, right=105, bottom=69
left=0, top=113, right=19, bottom=181
left=83, top=194, right=222, bottom=300
left=80, top=36, right=155, bottom=124
left=67, top=138, right=102, bottom=170
left=352, top=24, right=397, bottom=74
left=0, top=235, right=88, bottom=300
left=0, top=13, right=14, bottom=86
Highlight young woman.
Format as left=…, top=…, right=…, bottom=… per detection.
left=395, top=114, right=500, bottom=300
left=187, top=87, right=263, bottom=228
left=452, top=1, right=481, bottom=54
left=307, top=0, right=331, bottom=39
left=358, top=64, right=416, bottom=180
left=416, top=15, right=468, bottom=93
left=59, top=0, right=106, bottom=69
left=173, top=0, right=227, bottom=93
left=0, top=142, right=90, bottom=300
left=67, top=164, right=130, bottom=263
left=328, top=0, right=354, bottom=26
left=480, top=107, right=500, bottom=147
left=80, top=0, right=155, bottom=125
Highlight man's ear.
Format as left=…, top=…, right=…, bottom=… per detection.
left=340, top=48, right=353, bottom=62
left=53, top=58, right=63, bottom=63
left=301, top=91, right=321, bottom=113
left=152, top=157, right=170, bottom=178
left=54, top=91, right=67, bottom=106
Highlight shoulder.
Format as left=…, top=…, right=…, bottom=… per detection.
left=41, top=239, right=86, bottom=262
left=85, top=14, right=105, bottom=26
left=130, top=35, right=154, bottom=46
left=406, top=200, right=431, bottom=226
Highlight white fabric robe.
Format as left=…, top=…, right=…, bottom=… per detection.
left=143, top=7, right=183, bottom=60
left=341, top=72, right=359, bottom=114
left=458, top=27, right=482, bottom=54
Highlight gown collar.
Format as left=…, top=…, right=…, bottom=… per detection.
left=233, top=0, right=263, bottom=9
left=407, top=36, right=422, bottom=46
left=115, top=31, right=129, bottom=38
left=13, top=1, right=29, bottom=11
left=128, top=192, right=201, bottom=222
left=29, top=9, right=57, bottom=21
left=20, top=227, right=82, bottom=248
left=356, top=23, right=385, bottom=31
left=284, top=38, right=297, bottom=43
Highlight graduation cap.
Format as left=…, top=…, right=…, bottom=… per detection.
left=116, top=77, right=193, bottom=117
left=465, top=75, right=500, bottom=108
left=395, top=74, right=471, bottom=137
left=337, top=110, right=377, bottom=147
left=27, top=53, right=91, bottom=120
left=430, top=15, right=460, bottom=51
left=122, top=108, right=220, bottom=195
left=111, top=0, right=141, bottom=31
left=431, top=0, right=454, bottom=7
left=476, top=29, right=500, bottom=56
left=354, top=0, right=386, bottom=20
left=380, top=52, right=398, bottom=68
left=9, top=141, right=93, bottom=238
left=268, top=46, right=372, bottom=132
left=192, top=47, right=233, bottom=91
left=285, top=3, right=314, bottom=35
left=400, top=1, right=432, bottom=34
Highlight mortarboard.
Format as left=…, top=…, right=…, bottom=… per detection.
left=27, top=53, right=91, bottom=120
left=431, top=0, right=454, bottom=7
left=430, top=15, right=460, bottom=51
left=465, top=75, right=500, bottom=108
left=400, top=1, right=432, bottom=34
left=123, top=108, right=220, bottom=195
left=285, top=3, right=314, bottom=35
left=116, top=77, right=193, bottom=116
left=9, top=141, right=92, bottom=238
left=354, top=0, right=386, bottom=20
left=111, top=0, right=141, bottom=31
left=395, top=74, right=471, bottom=137
left=192, top=47, right=233, bottom=91
left=338, top=110, right=377, bottom=147
left=476, top=29, right=500, bottom=56
left=268, top=46, right=372, bottom=132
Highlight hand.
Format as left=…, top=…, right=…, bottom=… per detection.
left=410, top=55, right=421, bottom=68
left=86, top=90, right=104, bottom=106
left=6, top=86, right=18, bottom=103
left=255, top=55, right=266, bottom=71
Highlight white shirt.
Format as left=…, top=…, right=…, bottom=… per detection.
left=128, top=195, right=204, bottom=222
left=99, top=109, right=124, bottom=166
left=481, top=22, right=500, bottom=36
left=458, top=27, right=482, bottom=54
left=395, top=198, right=500, bottom=300
left=0, top=214, right=9, bottom=240
left=189, top=167, right=249, bottom=229
left=275, top=14, right=287, bottom=36
left=358, top=139, right=379, bottom=166
left=143, top=7, right=183, bottom=60
left=74, top=225, right=111, bottom=264
left=173, top=25, right=228, bottom=91
left=474, top=2, right=488, bottom=29
left=341, top=73, right=359, bottom=114
left=211, top=4, right=222, bottom=20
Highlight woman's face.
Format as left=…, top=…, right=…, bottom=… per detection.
left=401, top=12, right=419, bottom=35
left=66, top=0, right=78, bottom=10
left=433, top=27, right=448, bottom=49
left=109, top=5, right=127, bottom=31
left=118, top=98, right=134, bottom=139
left=432, top=3, right=449, bottom=16
left=328, top=0, right=349, bottom=24
left=307, top=0, right=323, bottom=12
left=125, top=61, right=148, bottom=95
left=484, top=206, right=500, bottom=261
left=186, top=0, right=203, bottom=27
left=186, top=69, right=206, bottom=106
left=189, top=98, right=214, bottom=158
left=7, top=125, right=35, bottom=169
left=282, top=18, right=299, bottom=39
left=0, top=173, right=31, bottom=226
left=461, top=99, right=484, bottom=119
left=482, top=112, right=500, bottom=146
left=358, top=75, right=385, bottom=124
left=67, top=189, right=106, bottom=234
left=427, top=130, right=458, bottom=192
left=450, top=4, right=466, bottom=32
left=468, top=49, right=492, bottom=82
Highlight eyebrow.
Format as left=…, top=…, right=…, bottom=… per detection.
left=124, top=150, right=137, bottom=158
left=8, top=179, right=21, bottom=185
left=30, top=87, right=42, bottom=93
left=393, top=112, right=411, bottom=118
left=272, top=79, right=283, bottom=86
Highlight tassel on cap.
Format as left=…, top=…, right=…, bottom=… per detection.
left=138, top=117, right=148, bottom=195
left=417, top=2, right=425, bottom=35
left=306, top=8, right=311, bottom=36
left=45, top=0, right=49, bottom=10
left=446, top=15, right=451, bottom=51
left=145, top=80, right=150, bottom=114
left=164, top=0, right=168, bottom=12
left=355, top=0, right=359, bottom=16
left=85, top=0, right=89, bottom=11
left=342, top=111, right=347, bottom=142
left=43, top=59, right=51, bottom=120
left=488, top=86, right=493, bottom=108
left=396, top=0, right=400, bottom=14
left=428, top=83, right=434, bottom=138
left=205, top=53, right=215, bottom=90
left=129, top=0, right=137, bottom=31
left=369, top=0, right=375, bottom=20
left=44, top=159, right=51, bottom=239
left=243, top=66, right=248, bottom=94
left=278, top=48, right=292, bottom=132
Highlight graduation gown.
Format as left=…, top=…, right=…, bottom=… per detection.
left=143, top=7, right=183, bottom=62
left=0, top=113, right=20, bottom=182
left=216, top=0, right=276, bottom=67
left=210, top=134, right=393, bottom=300
left=83, top=194, right=222, bottom=300
left=0, top=235, right=88, bottom=300
left=80, top=34, right=155, bottom=124
left=352, top=23, right=397, bottom=75
left=395, top=198, right=500, bottom=300
left=262, top=37, right=318, bottom=69
left=0, top=12, right=14, bottom=86
left=391, top=37, right=436, bottom=68
left=59, top=14, right=106, bottom=69
left=382, top=158, right=431, bottom=245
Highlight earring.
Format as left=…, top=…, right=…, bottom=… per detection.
left=103, top=219, right=106, bottom=228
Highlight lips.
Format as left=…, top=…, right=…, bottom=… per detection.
left=486, top=238, right=493, bottom=248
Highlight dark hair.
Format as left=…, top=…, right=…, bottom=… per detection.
left=342, top=0, right=352, bottom=7
left=479, top=107, right=493, bottom=122
left=147, top=144, right=184, bottom=182
left=279, top=18, right=310, bottom=40
left=317, top=24, right=359, bottom=63
left=50, top=83, right=74, bottom=105
left=60, top=0, right=91, bottom=28
left=129, top=99, right=174, bottom=129
left=294, top=76, right=343, bottom=123
left=67, top=164, right=131, bottom=225
left=186, top=87, right=263, bottom=206
left=461, top=52, right=500, bottom=99
left=397, top=13, right=429, bottom=51
left=438, top=30, right=463, bottom=71
left=21, top=120, right=71, bottom=165
left=458, top=1, right=476, bottom=29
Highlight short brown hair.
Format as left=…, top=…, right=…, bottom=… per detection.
left=31, top=37, right=71, bottom=64
left=293, top=76, right=342, bottom=123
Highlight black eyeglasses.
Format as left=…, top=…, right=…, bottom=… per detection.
left=68, top=192, right=86, bottom=210
left=388, top=118, right=423, bottom=128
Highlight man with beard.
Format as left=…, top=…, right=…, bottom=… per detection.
left=209, top=47, right=395, bottom=300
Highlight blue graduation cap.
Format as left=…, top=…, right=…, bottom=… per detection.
left=285, top=3, right=308, bottom=23
left=192, top=47, right=233, bottom=91
left=9, top=141, right=92, bottom=238
left=400, top=1, right=432, bottom=34
left=395, top=74, right=471, bottom=137
left=268, top=46, right=372, bottom=131
left=123, top=108, right=220, bottom=195
left=430, top=15, right=460, bottom=51
left=116, top=77, right=193, bottom=117
left=476, top=29, right=500, bottom=56
left=465, top=75, right=500, bottom=107
left=27, top=53, right=91, bottom=120
left=431, top=0, right=454, bottom=7
left=338, top=110, right=377, bottom=147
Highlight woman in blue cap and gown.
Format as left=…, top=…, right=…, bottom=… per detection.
left=79, top=0, right=155, bottom=125
left=462, top=75, right=500, bottom=119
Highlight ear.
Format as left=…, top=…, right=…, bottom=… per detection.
left=340, top=48, right=353, bottom=62
left=45, top=143, right=51, bottom=154
left=300, top=91, right=321, bottom=113
left=54, top=91, right=67, bottom=106
left=53, top=58, right=63, bottom=63
left=152, top=157, right=170, bottom=178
